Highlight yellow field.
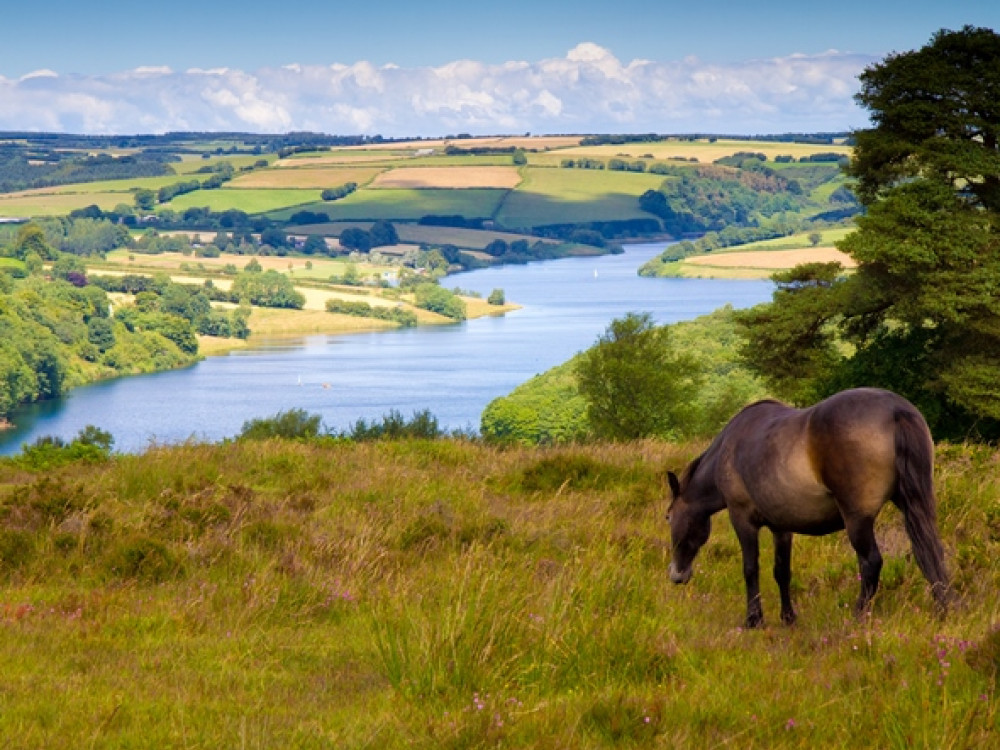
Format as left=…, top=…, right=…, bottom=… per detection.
left=371, top=166, right=523, bottom=189
left=227, top=166, right=383, bottom=189
left=560, top=138, right=852, bottom=164
left=0, top=190, right=129, bottom=217
left=684, top=247, right=855, bottom=270
left=347, top=135, right=583, bottom=152
left=668, top=246, right=856, bottom=279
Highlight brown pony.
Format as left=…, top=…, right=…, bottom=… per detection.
left=666, top=387, right=950, bottom=627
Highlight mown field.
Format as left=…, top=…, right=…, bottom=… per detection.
left=0, top=437, right=997, bottom=748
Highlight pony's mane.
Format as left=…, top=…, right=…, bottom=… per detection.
left=679, top=400, right=785, bottom=490
left=679, top=452, right=706, bottom=489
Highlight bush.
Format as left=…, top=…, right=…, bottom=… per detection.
left=102, top=536, right=181, bottom=583
left=347, top=409, right=442, bottom=441
left=15, top=426, right=114, bottom=469
left=413, top=283, right=466, bottom=321
left=238, top=409, right=323, bottom=440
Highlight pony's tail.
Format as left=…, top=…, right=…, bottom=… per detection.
left=893, top=408, right=951, bottom=611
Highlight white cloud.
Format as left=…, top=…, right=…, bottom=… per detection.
left=0, top=45, right=873, bottom=135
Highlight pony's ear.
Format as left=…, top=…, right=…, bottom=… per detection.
left=667, top=471, right=681, bottom=498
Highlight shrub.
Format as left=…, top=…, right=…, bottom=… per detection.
left=102, top=536, right=181, bottom=583
left=347, top=409, right=442, bottom=441
left=238, top=409, right=323, bottom=440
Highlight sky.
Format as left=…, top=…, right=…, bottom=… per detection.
left=1, top=0, right=997, bottom=137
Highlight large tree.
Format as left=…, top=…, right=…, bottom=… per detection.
left=738, top=27, right=1000, bottom=438
left=575, top=312, right=701, bottom=440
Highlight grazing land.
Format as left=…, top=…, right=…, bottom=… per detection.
left=0, top=189, right=135, bottom=216
left=166, top=188, right=325, bottom=214
left=370, top=166, right=523, bottom=190
left=0, top=437, right=996, bottom=747
left=656, top=227, right=857, bottom=278
left=496, top=168, right=666, bottom=228
left=228, top=166, right=384, bottom=189
left=559, top=137, right=852, bottom=164
left=271, top=188, right=511, bottom=222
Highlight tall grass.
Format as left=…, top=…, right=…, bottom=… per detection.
left=0, top=438, right=997, bottom=747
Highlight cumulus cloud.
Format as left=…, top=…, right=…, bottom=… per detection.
left=0, top=45, right=872, bottom=135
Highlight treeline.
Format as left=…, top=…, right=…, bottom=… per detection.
left=0, top=272, right=198, bottom=420
left=91, top=264, right=304, bottom=311
left=320, top=182, right=358, bottom=201
left=0, top=148, right=176, bottom=193
left=481, top=307, right=767, bottom=445
left=638, top=165, right=808, bottom=236
left=325, top=299, right=418, bottom=327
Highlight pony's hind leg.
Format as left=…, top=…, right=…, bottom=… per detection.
left=772, top=530, right=796, bottom=625
left=845, top=514, right=883, bottom=616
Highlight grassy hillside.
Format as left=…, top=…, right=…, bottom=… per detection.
left=0, top=436, right=997, bottom=747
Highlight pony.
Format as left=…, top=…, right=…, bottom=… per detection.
left=666, top=387, right=950, bottom=627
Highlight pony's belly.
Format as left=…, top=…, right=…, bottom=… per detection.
left=755, top=486, right=842, bottom=534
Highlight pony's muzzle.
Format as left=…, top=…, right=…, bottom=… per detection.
left=669, top=561, right=693, bottom=584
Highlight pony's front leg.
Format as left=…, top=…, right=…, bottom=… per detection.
left=772, top=530, right=796, bottom=625
left=730, top=514, right=764, bottom=628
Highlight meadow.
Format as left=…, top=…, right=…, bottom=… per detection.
left=0, top=436, right=996, bottom=748
left=557, top=138, right=852, bottom=164
left=495, top=168, right=666, bottom=229
left=271, top=188, right=511, bottom=223
left=653, top=227, right=858, bottom=279
left=229, top=166, right=384, bottom=190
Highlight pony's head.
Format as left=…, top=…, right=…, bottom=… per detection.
left=666, top=467, right=712, bottom=585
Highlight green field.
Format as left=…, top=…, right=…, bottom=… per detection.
left=0, top=437, right=996, bottom=747
left=0, top=190, right=136, bottom=217
left=0, top=257, right=25, bottom=271
left=166, top=188, right=324, bottom=214
left=269, top=188, right=510, bottom=222
left=496, top=167, right=665, bottom=229
left=171, top=154, right=274, bottom=175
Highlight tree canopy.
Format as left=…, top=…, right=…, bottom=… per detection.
left=574, top=312, right=701, bottom=441
left=738, top=26, right=1000, bottom=439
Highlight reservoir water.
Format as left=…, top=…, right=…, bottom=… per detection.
left=0, top=243, right=774, bottom=454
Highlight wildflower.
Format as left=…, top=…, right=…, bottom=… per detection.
left=786, top=719, right=797, bottom=730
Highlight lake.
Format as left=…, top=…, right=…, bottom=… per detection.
left=0, top=243, right=774, bottom=454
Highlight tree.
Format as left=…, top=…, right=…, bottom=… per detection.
left=369, top=220, right=398, bottom=247
left=303, top=235, right=328, bottom=255
left=339, top=227, right=372, bottom=253
left=574, top=312, right=701, bottom=440
left=14, top=223, right=56, bottom=261
left=134, top=189, right=156, bottom=211
left=413, top=283, right=466, bottom=320
left=737, top=27, right=1000, bottom=438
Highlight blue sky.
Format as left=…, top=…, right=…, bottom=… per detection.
left=1, top=1, right=997, bottom=135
